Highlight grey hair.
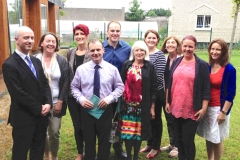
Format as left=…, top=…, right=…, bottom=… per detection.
left=129, top=41, right=150, bottom=61
left=15, top=26, right=33, bottom=38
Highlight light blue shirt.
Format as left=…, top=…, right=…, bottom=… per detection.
left=15, top=49, right=31, bottom=65
left=71, top=60, right=124, bottom=105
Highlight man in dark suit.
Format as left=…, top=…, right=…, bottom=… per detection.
left=2, top=26, right=52, bottom=160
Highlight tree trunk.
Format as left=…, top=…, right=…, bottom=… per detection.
left=229, top=4, right=240, bottom=55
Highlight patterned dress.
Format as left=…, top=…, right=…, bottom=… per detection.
left=119, top=65, right=142, bottom=141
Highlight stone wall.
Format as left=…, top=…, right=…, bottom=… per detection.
left=60, top=7, right=125, bottom=21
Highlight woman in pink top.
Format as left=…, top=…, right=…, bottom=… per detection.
left=165, top=35, right=210, bottom=160
left=197, top=39, right=236, bottom=160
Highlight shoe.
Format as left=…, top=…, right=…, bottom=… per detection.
left=139, top=146, right=152, bottom=153
left=115, top=150, right=127, bottom=159
left=160, top=144, right=172, bottom=152
left=146, top=149, right=160, bottom=159
left=168, top=147, right=178, bottom=158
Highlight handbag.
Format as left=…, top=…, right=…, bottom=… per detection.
left=109, top=97, right=121, bottom=143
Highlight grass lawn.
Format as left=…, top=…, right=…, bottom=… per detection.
left=58, top=50, right=240, bottom=160
left=4, top=50, right=240, bottom=160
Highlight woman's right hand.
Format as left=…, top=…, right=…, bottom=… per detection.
left=165, top=103, right=171, bottom=113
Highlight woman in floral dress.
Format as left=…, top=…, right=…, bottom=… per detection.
left=119, top=41, right=158, bottom=160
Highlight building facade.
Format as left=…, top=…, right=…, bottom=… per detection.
left=0, top=0, right=63, bottom=96
left=168, top=0, right=240, bottom=43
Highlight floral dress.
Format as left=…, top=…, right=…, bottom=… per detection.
left=119, top=65, right=142, bottom=141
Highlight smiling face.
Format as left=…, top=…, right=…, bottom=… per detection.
left=15, top=28, right=34, bottom=55
left=182, top=39, right=196, bottom=58
left=144, top=32, right=159, bottom=48
left=107, top=22, right=121, bottom=44
left=133, top=47, right=146, bottom=62
left=166, top=38, right=178, bottom=53
left=74, top=30, right=88, bottom=45
left=41, top=34, right=57, bottom=55
left=210, top=42, right=222, bottom=61
left=88, top=41, right=104, bottom=64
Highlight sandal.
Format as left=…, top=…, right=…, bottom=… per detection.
left=168, top=147, right=178, bottom=158
left=146, top=149, right=160, bottom=159
left=160, top=144, right=173, bottom=152
left=139, top=145, right=152, bottom=153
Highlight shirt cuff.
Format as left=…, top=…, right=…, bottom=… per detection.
left=79, top=96, right=87, bottom=105
left=104, top=95, right=115, bottom=104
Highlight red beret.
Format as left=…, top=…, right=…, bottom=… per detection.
left=73, top=24, right=89, bottom=36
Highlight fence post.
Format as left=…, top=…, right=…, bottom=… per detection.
left=100, top=31, right=102, bottom=40
left=104, top=22, right=106, bottom=40
left=138, top=23, right=140, bottom=40
left=72, top=22, right=74, bottom=41
left=140, top=31, right=142, bottom=40
left=210, top=27, right=212, bottom=42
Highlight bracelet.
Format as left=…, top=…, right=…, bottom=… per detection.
left=221, top=110, right=227, bottom=115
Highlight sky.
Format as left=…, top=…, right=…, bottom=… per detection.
left=64, top=0, right=172, bottom=11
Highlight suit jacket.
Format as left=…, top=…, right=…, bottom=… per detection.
left=2, top=52, right=52, bottom=128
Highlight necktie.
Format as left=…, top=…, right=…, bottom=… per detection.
left=94, top=65, right=100, bottom=97
left=25, top=56, right=38, bottom=79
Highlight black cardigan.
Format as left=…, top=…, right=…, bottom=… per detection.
left=35, top=53, right=69, bottom=117
left=121, top=60, right=158, bottom=140
left=167, top=54, right=210, bottom=111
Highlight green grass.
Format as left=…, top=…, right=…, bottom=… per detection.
left=4, top=50, right=240, bottom=160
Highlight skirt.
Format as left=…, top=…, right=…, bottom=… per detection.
left=119, top=102, right=142, bottom=141
left=197, top=106, right=230, bottom=144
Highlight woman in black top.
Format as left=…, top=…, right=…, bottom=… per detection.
left=67, top=24, right=91, bottom=160
left=160, top=36, right=181, bottom=158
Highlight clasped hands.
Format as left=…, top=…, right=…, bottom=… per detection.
left=81, top=99, right=109, bottom=109
left=41, top=104, right=51, bottom=116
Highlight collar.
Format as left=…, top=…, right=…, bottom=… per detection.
left=103, top=39, right=122, bottom=48
left=15, top=49, right=30, bottom=60
left=90, top=60, right=105, bottom=69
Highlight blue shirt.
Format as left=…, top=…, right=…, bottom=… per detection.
left=103, top=39, right=131, bottom=72
left=71, top=60, right=124, bottom=105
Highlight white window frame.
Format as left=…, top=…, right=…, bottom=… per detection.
left=195, top=15, right=211, bottom=30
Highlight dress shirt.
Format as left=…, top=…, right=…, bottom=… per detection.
left=71, top=60, right=124, bottom=105
left=103, top=39, right=131, bottom=72
left=15, top=49, right=31, bottom=65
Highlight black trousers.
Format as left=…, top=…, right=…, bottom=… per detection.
left=68, top=96, right=84, bottom=154
left=174, top=117, right=198, bottom=160
left=81, top=105, right=113, bottom=160
left=147, top=89, right=165, bottom=150
left=163, top=110, right=176, bottom=146
left=12, top=116, right=48, bottom=160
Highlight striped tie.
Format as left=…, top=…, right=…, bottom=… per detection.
left=25, top=56, right=38, bottom=79
left=93, top=65, right=100, bottom=97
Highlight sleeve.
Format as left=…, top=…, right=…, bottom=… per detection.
left=71, top=67, right=86, bottom=104
left=105, top=68, right=124, bottom=103
left=225, top=66, right=236, bottom=102
left=58, top=56, right=69, bottom=101
left=150, top=63, right=158, bottom=102
left=201, top=62, right=210, bottom=100
left=155, top=52, right=166, bottom=75
left=2, top=63, right=42, bottom=116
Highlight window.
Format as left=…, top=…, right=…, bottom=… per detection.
left=41, top=4, right=47, bottom=35
left=7, top=0, right=23, bottom=53
left=196, top=15, right=211, bottom=29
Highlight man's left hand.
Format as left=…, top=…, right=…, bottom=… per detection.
left=98, top=99, right=109, bottom=108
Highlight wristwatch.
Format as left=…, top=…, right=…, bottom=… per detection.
left=221, top=110, right=227, bottom=115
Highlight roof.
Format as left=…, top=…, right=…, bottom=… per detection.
left=189, top=3, right=220, bottom=13
left=48, top=0, right=64, bottom=8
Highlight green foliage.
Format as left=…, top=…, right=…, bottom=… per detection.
left=125, top=0, right=145, bottom=21
left=68, top=41, right=78, bottom=48
left=158, top=26, right=168, bottom=40
left=233, top=41, right=240, bottom=49
left=146, top=8, right=172, bottom=17
left=146, top=10, right=157, bottom=16
left=8, top=1, right=22, bottom=24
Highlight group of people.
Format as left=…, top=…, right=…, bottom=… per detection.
left=2, top=20, right=236, bottom=160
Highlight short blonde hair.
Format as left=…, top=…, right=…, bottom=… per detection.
left=129, top=41, right=150, bottom=61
